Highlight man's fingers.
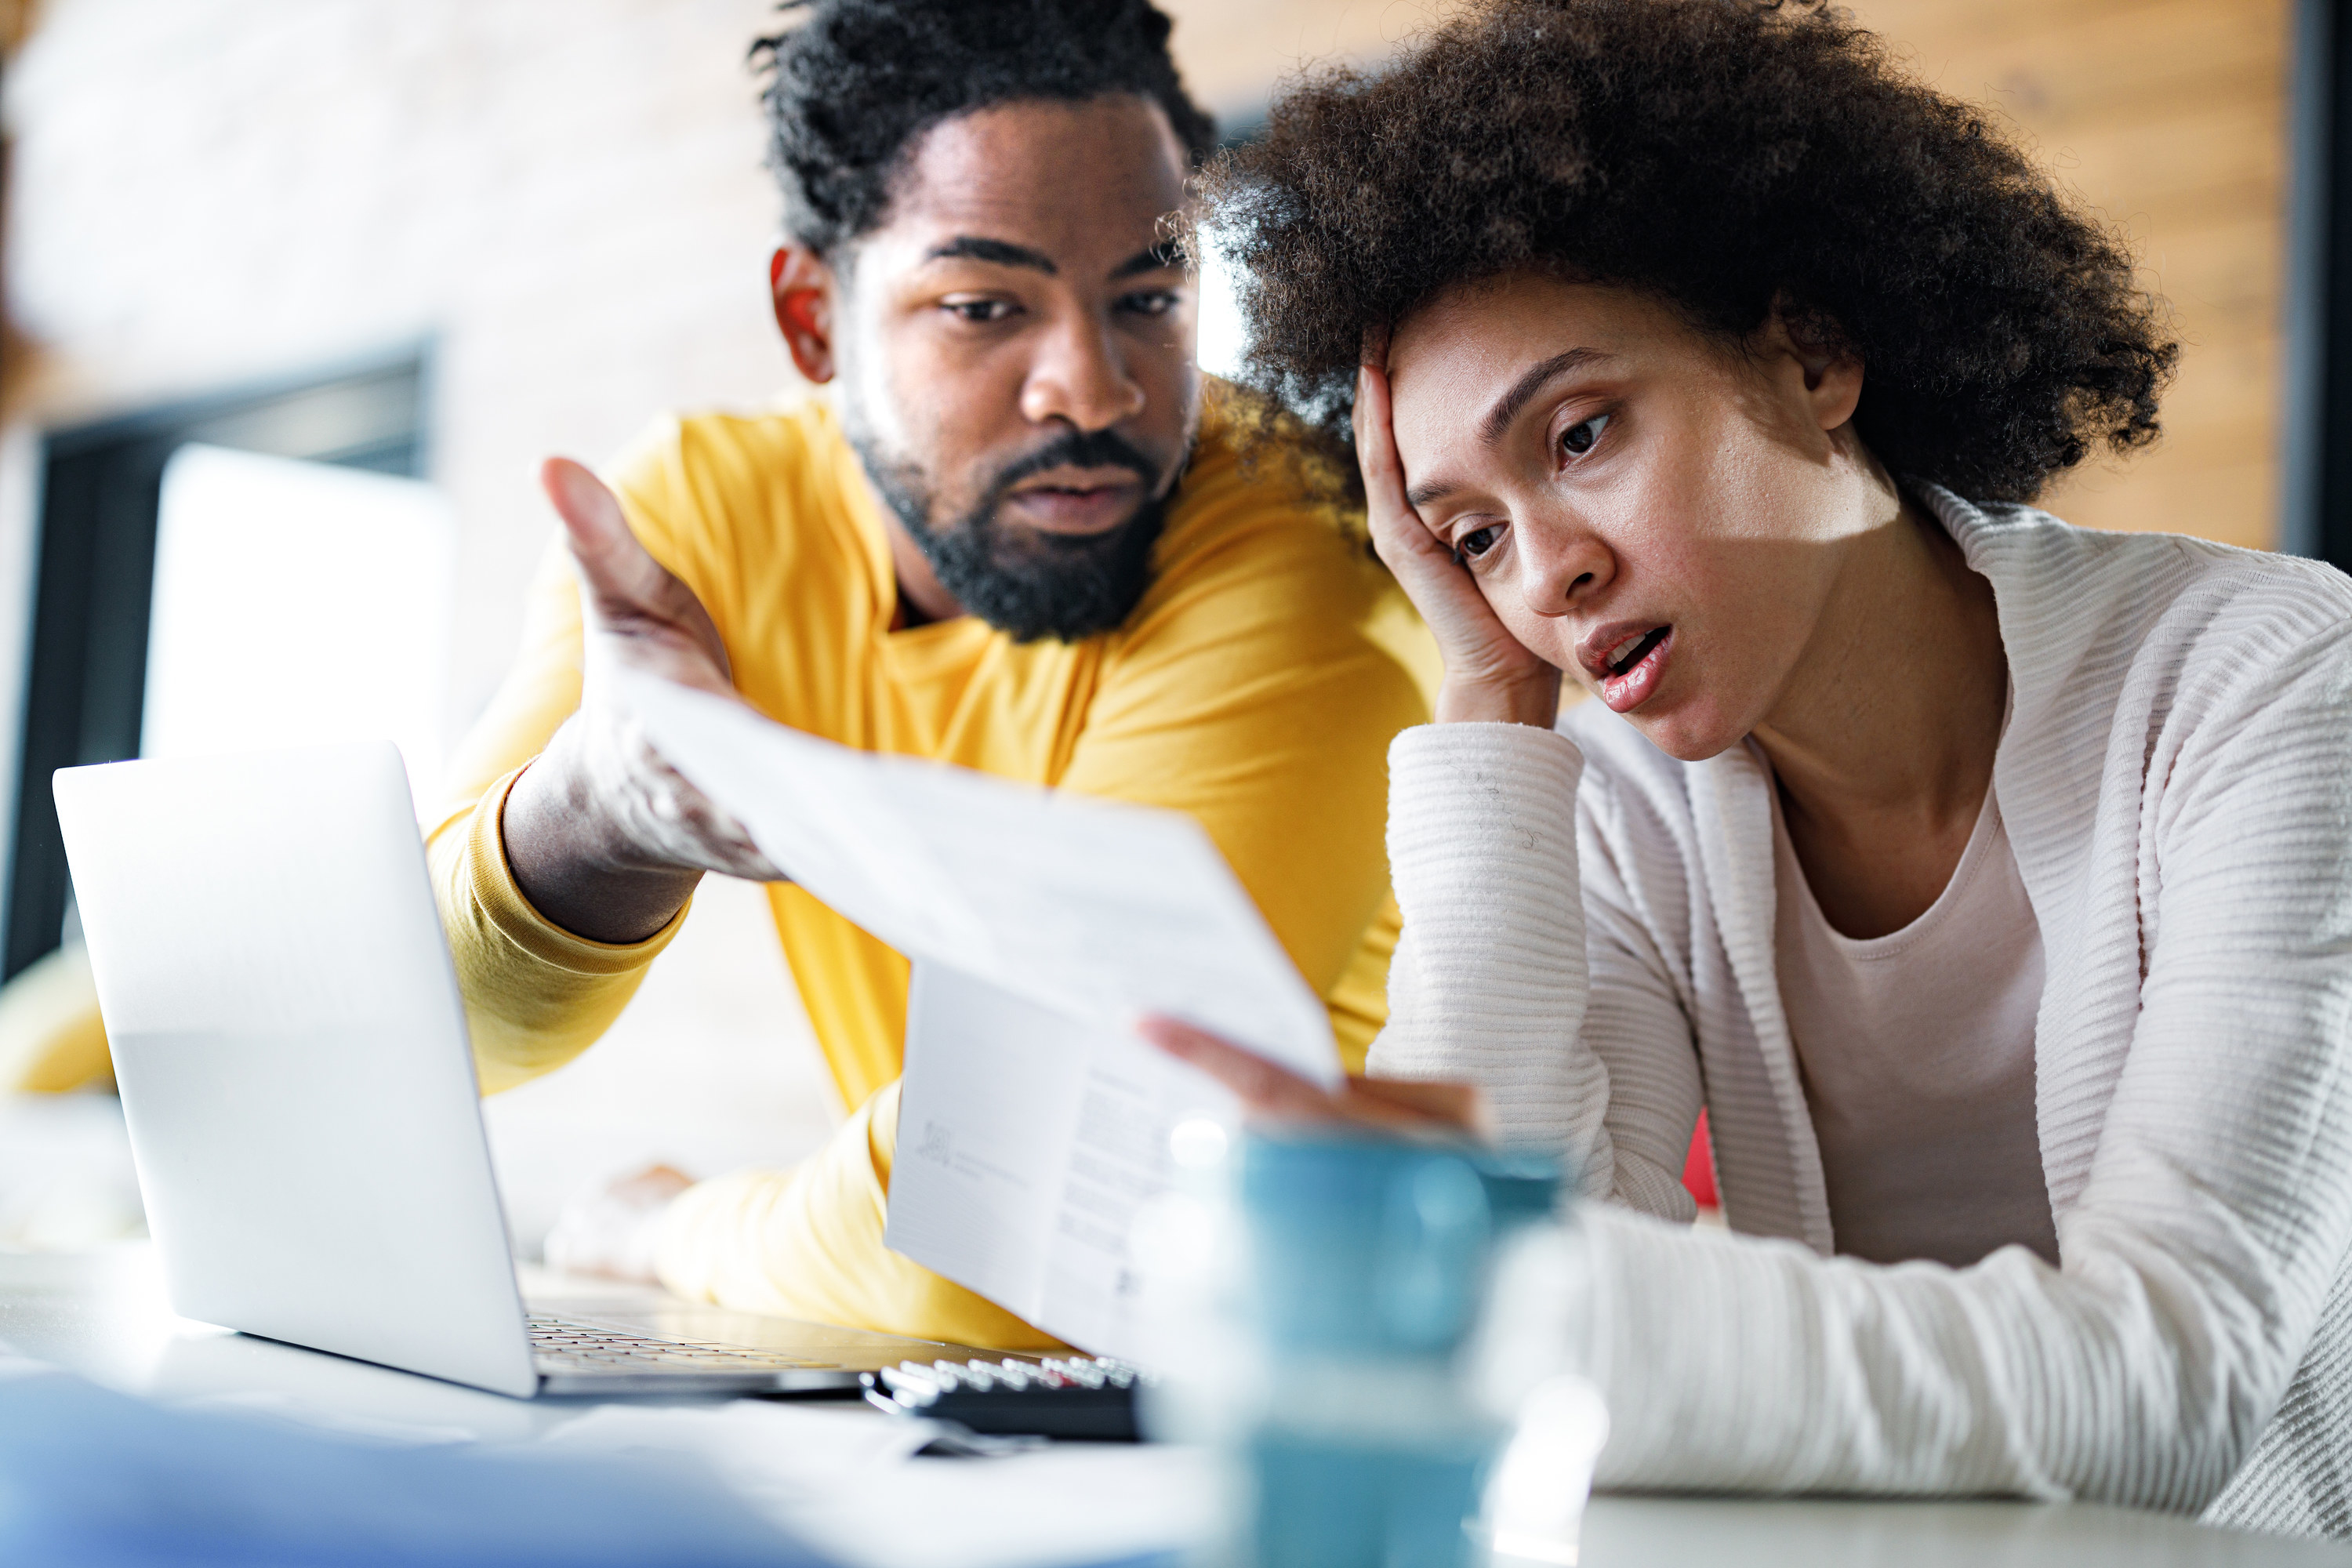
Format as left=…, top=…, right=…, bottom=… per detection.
left=548, top=456, right=739, bottom=690
left=543, top=456, right=673, bottom=610
left=542, top=456, right=632, bottom=554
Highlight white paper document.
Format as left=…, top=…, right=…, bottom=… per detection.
left=621, top=672, right=1342, bottom=1352
left=888, top=964, right=1234, bottom=1359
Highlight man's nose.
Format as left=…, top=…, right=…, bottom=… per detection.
left=1020, top=310, right=1147, bottom=431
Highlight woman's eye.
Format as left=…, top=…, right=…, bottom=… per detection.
left=1457, top=523, right=1504, bottom=561
left=1560, top=412, right=1610, bottom=459
left=1118, top=290, right=1181, bottom=318
left=946, top=299, right=1017, bottom=325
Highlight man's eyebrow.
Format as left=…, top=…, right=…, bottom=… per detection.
left=1109, top=241, right=1184, bottom=280
left=924, top=236, right=1058, bottom=274
left=1477, top=348, right=1610, bottom=446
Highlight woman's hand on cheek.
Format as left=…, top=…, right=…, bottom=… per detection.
left=1356, top=365, right=1562, bottom=728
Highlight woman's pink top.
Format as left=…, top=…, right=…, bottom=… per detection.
left=1770, top=782, right=2059, bottom=1267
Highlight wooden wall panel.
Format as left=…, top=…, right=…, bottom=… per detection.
left=1809, top=0, right=2292, bottom=546
left=1163, top=0, right=1447, bottom=118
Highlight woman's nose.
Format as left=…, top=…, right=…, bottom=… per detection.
left=1518, top=523, right=1612, bottom=617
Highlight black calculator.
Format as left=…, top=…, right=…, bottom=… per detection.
left=861, top=1355, right=1143, bottom=1441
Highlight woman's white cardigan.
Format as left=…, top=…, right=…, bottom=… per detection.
left=1369, top=490, right=2352, bottom=1535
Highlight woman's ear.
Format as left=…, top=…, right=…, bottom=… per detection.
left=1760, top=303, right=1863, bottom=434
left=771, top=245, right=837, bottom=384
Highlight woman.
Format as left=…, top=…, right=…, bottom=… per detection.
left=1144, top=0, right=2352, bottom=1535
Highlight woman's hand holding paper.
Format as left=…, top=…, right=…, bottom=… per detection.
left=1138, top=1013, right=1491, bottom=1142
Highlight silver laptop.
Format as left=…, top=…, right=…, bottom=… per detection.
left=54, top=741, right=1022, bottom=1398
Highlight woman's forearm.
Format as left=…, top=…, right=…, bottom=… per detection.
left=1370, top=722, right=1596, bottom=1155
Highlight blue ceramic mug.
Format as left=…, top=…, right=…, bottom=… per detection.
left=1230, top=1133, right=1559, bottom=1568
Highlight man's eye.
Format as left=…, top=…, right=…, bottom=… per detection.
left=1457, top=523, right=1504, bottom=561
left=946, top=299, right=1018, bottom=324
left=1561, top=412, right=1610, bottom=459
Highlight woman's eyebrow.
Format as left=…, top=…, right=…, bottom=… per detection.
left=1478, top=347, right=1610, bottom=445
left=1401, top=347, right=1616, bottom=509
left=1404, top=475, right=1458, bottom=510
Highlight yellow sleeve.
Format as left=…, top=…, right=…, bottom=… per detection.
left=1322, top=891, right=1402, bottom=1073
left=0, top=944, right=112, bottom=1093
left=655, top=1080, right=1069, bottom=1352
left=425, top=536, right=687, bottom=1094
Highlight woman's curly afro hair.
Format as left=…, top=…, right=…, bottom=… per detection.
left=1198, top=0, right=2177, bottom=505
left=753, top=0, right=1216, bottom=260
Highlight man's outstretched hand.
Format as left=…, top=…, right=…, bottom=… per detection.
left=502, top=459, right=782, bottom=945
left=1138, top=1014, right=1492, bottom=1142
left=546, top=456, right=739, bottom=702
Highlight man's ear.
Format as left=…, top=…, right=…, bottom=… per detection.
left=771, top=245, right=837, bottom=385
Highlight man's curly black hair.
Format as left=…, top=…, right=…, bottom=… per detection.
left=752, top=0, right=1218, bottom=259
left=1199, top=0, right=2177, bottom=505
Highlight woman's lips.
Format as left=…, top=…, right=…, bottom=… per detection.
left=1599, top=626, right=1673, bottom=713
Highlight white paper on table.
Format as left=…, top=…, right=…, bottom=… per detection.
left=619, top=668, right=1339, bottom=1087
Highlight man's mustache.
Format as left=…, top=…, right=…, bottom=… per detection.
left=984, top=430, right=1166, bottom=504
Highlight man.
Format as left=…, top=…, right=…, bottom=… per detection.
left=434, top=0, right=1431, bottom=1350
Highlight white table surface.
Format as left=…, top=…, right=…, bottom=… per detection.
left=5, top=1243, right=2347, bottom=1568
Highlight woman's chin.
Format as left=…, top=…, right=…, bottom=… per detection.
left=1625, top=699, right=1744, bottom=764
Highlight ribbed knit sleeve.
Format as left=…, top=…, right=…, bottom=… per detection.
left=1581, top=1203, right=2074, bottom=1497
left=1370, top=724, right=1699, bottom=1220
left=1370, top=724, right=1589, bottom=1158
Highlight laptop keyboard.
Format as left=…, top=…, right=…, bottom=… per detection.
left=528, top=1313, right=833, bottom=1372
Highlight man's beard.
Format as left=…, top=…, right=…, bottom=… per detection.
left=844, top=421, right=1175, bottom=644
